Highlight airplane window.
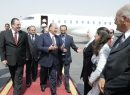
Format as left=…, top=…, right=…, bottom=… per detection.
left=99, top=22, right=101, bottom=24
left=70, top=20, right=72, bottom=24
left=76, top=21, right=78, bottom=24
left=109, top=22, right=111, bottom=25
left=58, top=20, right=60, bottom=23
left=52, top=20, right=54, bottom=23
left=23, top=17, right=34, bottom=20
left=93, top=21, right=95, bottom=24
left=64, top=20, right=66, bottom=23
left=104, top=22, right=106, bottom=25
left=87, top=21, right=89, bottom=24
left=82, top=21, right=84, bottom=24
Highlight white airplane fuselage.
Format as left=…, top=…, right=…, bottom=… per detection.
left=20, top=14, right=121, bottom=37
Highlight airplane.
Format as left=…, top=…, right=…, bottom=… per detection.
left=20, top=14, right=121, bottom=37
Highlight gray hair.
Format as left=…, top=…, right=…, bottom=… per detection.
left=11, top=18, right=19, bottom=25
left=120, top=4, right=130, bottom=19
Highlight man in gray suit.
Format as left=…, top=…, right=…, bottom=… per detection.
left=98, top=4, right=130, bottom=95
left=26, top=26, right=40, bottom=87
left=108, top=29, right=118, bottom=48
left=57, top=25, right=82, bottom=93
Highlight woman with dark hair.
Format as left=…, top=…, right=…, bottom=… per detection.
left=87, top=27, right=111, bottom=95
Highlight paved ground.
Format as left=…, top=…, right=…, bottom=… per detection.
left=0, top=35, right=88, bottom=95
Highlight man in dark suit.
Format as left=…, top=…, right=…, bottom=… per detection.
left=108, top=29, right=118, bottom=48
left=26, top=26, right=40, bottom=87
left=0, top=18, right=29, bottom=95
left=37, top=23, right=62, bottom=95
left=98, top=4, right=130, bottom=95
left=57, top=25, right=82, bottom=93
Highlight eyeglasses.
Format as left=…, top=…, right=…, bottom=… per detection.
left=109, top=32, right=113, bottom=34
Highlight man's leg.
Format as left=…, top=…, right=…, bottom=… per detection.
left=57, top=62, right=63, bottom=86
left=32, top=60, right=38, bottom=81
left=8, top=66, right=15, bottom=87
left=13, top=64, right=24, bottom=95
left=26, top=60, right=32, bottom=86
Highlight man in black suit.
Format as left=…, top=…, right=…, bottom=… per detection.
left=98, top=4, right=130, bottom=95
left=37, top=23, right=62, bottom=95
left=26, top=26, right=40, bottom=87
left=57, top=25, right=82, bottom=93
left=0, top=18, right=29, bottom=95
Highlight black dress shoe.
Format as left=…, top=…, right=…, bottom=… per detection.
left=26, top=83, right=31, bottom=87
left=51, top=93, right=57, bottom=95
left=65, top=87, right=71, bottom=93
left=41, top=86, right=45, bottom=92
left=57, top=82, right=61, bottom=87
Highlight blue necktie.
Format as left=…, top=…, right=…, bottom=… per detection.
left=62, top=35, right=65, bottom=47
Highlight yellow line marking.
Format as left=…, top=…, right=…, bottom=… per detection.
left=62, top=68, right=79, bottom=95
left=0, top=79, right=12, bottom=95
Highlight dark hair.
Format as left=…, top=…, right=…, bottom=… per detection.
left=5, top=23, right=10, bottom=26
left=11, top=18, right=19, bottom=25
left=27, top=27, right=30, bottom=30
left=93, top=27, right=110, bottom=56
left=110, top=29, right=114, bottom=33
left=60, top=25, right=67, bottom=30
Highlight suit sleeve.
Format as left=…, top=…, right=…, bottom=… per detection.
left=0, top=31, right=6, bottom=61
left=70, top=36, right=78, bottom=52
left=37, top=34, right=49, bottom=53
left=89, top=45, right=110, bottom=83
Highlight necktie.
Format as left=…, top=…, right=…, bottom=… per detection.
left=119, top=34, right=125, bottom=45
left=52, top=36, right=56, bottom=46
left=62, top=35, right=65, bottom=47
left=32, top=34, right=35, bottom=44
left=110, top=38, right=112, bottom=46
left=14, top=32, right=18, bottom=45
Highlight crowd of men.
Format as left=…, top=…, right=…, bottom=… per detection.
left=0, top=3, right=130, bottom=95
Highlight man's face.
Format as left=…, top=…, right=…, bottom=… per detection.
left=44, top=28, right=48, bottom=33
left=11, top=20, right=21, bottom=32
left=29, top=27, right=36, bottom=35
left=115, top=10, right=125, bottom=32
left=109, top=29, right=114, bottom=37
left=60, top=26, right=67, bottom=34
left=50, top=24, right=58, bottom=35
left=5, top=25, right=10, bottom=30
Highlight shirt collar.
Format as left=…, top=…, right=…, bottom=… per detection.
left=11, top=29, right=19, bottom=34
left=49, top=32, right=54, bottom=38
left=124, top=29, right=130, bottom=40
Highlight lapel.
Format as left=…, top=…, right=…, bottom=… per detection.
left=34, top=34, right=38, bottom=45
left=17, top=30, right=23, bottom=45
left=9, top=30, right=16, bottom=45
left=110, top=35, right=130, bottom=53
left=47, top=33, right=53, bottom=44
left=28, top=34, right=33, bottom=44
left=65, top=34, right=69, bottom=47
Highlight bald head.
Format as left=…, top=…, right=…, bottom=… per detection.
left=49, top=23, right=58, bottom=35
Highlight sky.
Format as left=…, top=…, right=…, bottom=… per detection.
left=0, top=0, right=130, bottom=30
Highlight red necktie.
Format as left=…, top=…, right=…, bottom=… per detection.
left=110, top=38, right=112, bottom=46
left=14, top=32, right=18, bottom=45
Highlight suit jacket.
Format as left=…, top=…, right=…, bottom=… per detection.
left=108, top=36, right=118, bottom=48
left=100, top=34, right=130, bottom=95
left=80, top=42, right=93, bottom=82
left=27, top=34, right=40, bottom=61
left=37, top=33, right=62, bottom=67
left=0, top=30, right=30, bottom=66
left=59, top=34, right=78, bottom=65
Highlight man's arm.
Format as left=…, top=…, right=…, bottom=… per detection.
left=25, top=33, right=30, bottom=60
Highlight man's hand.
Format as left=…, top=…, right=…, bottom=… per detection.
left=77, top=47, right=82, bottom=53
left=49, top=44, right=58, bottom=50
left=2, top=60, right=8, bottom=66
left=61, top=45, right=67, bottom=52
left=98, top=78, right=105, bottom=94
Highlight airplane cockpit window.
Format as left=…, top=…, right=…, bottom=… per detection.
left=99, top=22, right=101, bottom=24
left=76, top=21, right=78, bottom=24
left=93, top=21, right=95, bottom=24
left=23, top=17, right=34, bottom=20
left=70, top=20, right=72, bottom=24
left=109, top=22, right=111, bottom=25
left=58, top=20, right=60, bottom=23
left=87, top=21, right=89, bottom=24
left=64, top=20, right=66, bottom=23
left=82, top=21, right=84, bottom=24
